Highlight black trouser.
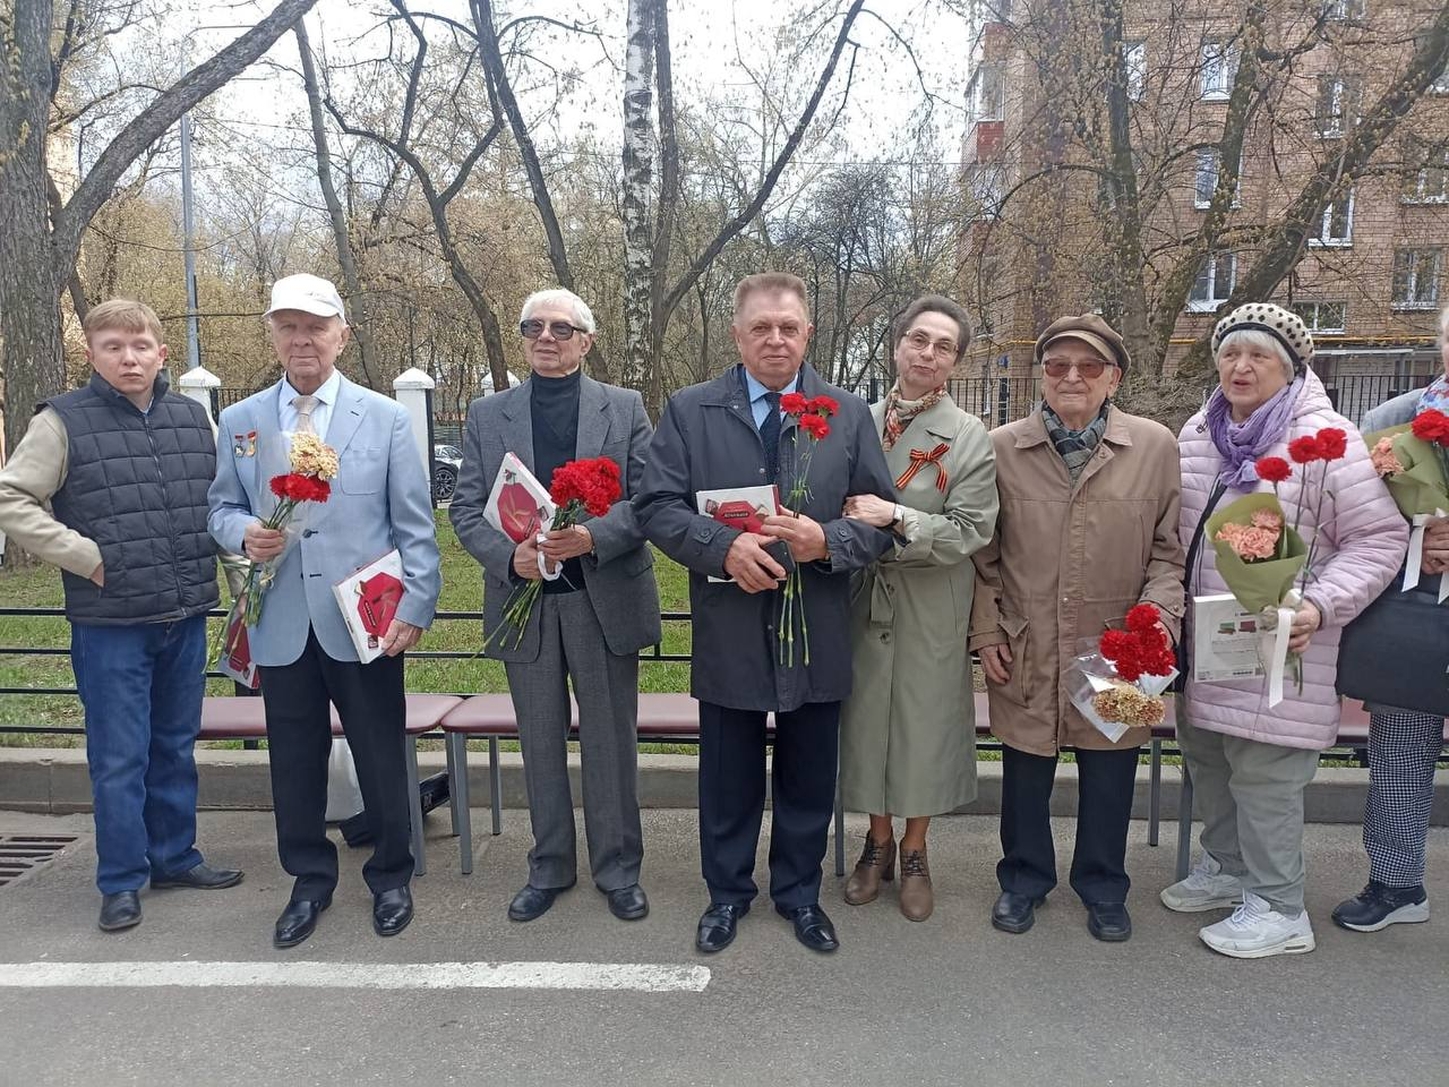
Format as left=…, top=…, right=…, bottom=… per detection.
left=997, top=743, right=1140, bottom=905
left=259, top=628, right=413, bottom=900
left=698, top=700, right=840, bottom=911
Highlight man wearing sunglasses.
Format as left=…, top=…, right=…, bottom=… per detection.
left=450, top=288, right=660, bottom=925
left=970, top=313, right=1184, bottom=944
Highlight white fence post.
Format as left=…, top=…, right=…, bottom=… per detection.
left=392, top=368, right=436, bottom=480
left=177, top=366, right=221, bottom=426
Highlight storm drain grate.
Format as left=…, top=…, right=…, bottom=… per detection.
left=0, top=835, right=80, bottom=888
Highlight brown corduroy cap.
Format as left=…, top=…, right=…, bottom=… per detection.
left=1034, top=313, right=1132, bottom=375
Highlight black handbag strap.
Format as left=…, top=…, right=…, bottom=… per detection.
left=1184, top=478, right=1229, bottom=593
left=1174, top=477, right=1228, bottom=693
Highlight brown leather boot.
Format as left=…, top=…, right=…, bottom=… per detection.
left=843, top=834, right=896, bottom=905
left=899, top=847, right=933, bottom=921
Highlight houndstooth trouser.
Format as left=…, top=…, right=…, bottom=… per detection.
left=1364, top=711, right=1446, bottom=887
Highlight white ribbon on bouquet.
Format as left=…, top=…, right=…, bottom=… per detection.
left=1256, top=587, right=1300, bottom=709
left=1402, top=509, right=1449, bottom=604
left=536, top=531, right=562, bottom=581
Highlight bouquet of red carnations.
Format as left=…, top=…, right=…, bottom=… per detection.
left=1205, top=431, right=1346, bottom=704
left=1069, top=604, right=1177, bottom=741
left=213, top=432, right=339, bottom=667
left=485, top=456, right=623, bottom=650
left=774, top=392, right=840, bottom=667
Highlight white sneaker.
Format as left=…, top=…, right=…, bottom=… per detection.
left=1198, top=892, right=1316, bottom=959
left=1160, top=853, right=1244, bottom=913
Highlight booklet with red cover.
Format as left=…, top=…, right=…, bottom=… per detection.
left=332, top=550, right=406, bottom=663
left=695, top=485, right=789, bottom=583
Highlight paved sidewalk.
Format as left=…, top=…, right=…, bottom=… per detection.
left=1, top=808, right=1446, bottom=1087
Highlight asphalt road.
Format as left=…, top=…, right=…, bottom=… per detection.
left=1, top=807, right=1446, bottom=1087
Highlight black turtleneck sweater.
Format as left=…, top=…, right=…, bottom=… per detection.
left=530, top=369, right=584, bottom=593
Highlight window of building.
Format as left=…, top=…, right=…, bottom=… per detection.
left=1200, top=39, right=1237, bottom=100
left=1324, top=0, right=1366, bottom=19
left=1309, top=189, right=1354, bottom=246
left=970, top=164, right=1007, bottom=217
left=1194, top=147, right=1241, bottom=209
left=1292, top=301, right=1347, bottom=333
left=1404, top=144, right=1449, bottom=203
left=1393, top=248, right=1442, bottom=309
left=1316, top=75, right=1360, bottom=137
left=1124, top=40, right=1146, bottom=100
left=1189, top=252, right=1236, bottom=311
left=972, top=65, right=1005, bottom=122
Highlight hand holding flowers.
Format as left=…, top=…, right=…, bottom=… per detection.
left=487, top=456, right=623, bottom=650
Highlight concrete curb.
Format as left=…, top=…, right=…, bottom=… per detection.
left=2, top=746, right=1445, bottom=825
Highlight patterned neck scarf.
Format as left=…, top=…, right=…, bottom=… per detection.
left=882, top=384, right=947, bottom=451
left=1042, top=402, right=1110, bottom=482
left=1418, top=375, right=1449, bottom=415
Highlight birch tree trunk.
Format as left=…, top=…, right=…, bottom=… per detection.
left=621, top=0, right=659, bottom=392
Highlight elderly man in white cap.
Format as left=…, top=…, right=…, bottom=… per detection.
left=208, top=273, right=440, bottom=949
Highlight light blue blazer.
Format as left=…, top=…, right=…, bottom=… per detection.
left=208, top=374, right=441, bottom=667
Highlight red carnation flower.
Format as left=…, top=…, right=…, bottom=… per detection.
left=1254, top=456, right=1291, bottom=484
left=808, top=394, right=840, bottom=417
left=1125, top=603, right=1160, bottom=634
left=270, top=473, right=331, bottom=504
left=798, top=413, right=830, bottom=440
left=1287, top=436, right=1321, bottom=464
left=780, top=392, right=810, bottom=415
left=1412, top=409, right=1449, bottom=447
left=1314, top=428, right=1347, bottom=461
left=550, top=456, right=622, bottom=518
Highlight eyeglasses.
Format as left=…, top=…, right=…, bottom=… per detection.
left=903, top=329, right=959, bottom=359
left=520, top=319, right=588, bottom=340
left=1042, top=359, right=1114, bottom=379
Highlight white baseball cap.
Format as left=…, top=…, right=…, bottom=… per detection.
left=265, top=273, right=347, bottom=322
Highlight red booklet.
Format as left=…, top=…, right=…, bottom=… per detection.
left=333, top=551, right=406, bottom=662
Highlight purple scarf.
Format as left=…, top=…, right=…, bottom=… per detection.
left=1206, top=376, right=1304, bottom=490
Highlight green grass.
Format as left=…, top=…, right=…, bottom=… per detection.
left=0, top=512, right=697, bottom=748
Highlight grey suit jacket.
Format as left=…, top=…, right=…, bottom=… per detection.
left=208, top=375, right=442, bottom=667
left=449, top=372, right=662, bottom=663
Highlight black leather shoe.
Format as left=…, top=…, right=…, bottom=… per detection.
left=992, top=891, right=1045, bottom=934
left=373, top=886, right=413, bottom=937
left=151, top=862, right=244, bottom=890
left=696, top=902, right=749, bottom=953
left=1086, top=901, right=1132, bottom=942
left=508, top=881, right=574, bottom=922
left=98, top=891, right=142, bottom=931
left=776, top=903, right=839, bottom=953
left=273, top=895, right=332, bottom=949
left=605, top=884, right=649, bottom=921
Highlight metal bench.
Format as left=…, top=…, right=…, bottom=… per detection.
left=197, top=693, right=462, bottom=876
left=440, top=691, right=1182, bottom=878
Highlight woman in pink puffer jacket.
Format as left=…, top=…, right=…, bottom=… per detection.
left=1163, top=303, right=1407, bottom=960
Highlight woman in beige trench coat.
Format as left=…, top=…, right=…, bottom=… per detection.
left=838, top=295, right=999, bottom=921
left=970, top=313, right=1183, bottom=944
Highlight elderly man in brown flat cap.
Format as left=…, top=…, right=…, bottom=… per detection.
left=969, top=313, right=1185, bottom=944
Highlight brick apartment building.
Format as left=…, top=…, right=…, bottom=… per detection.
left=956, top=0, right=1449, bottom=426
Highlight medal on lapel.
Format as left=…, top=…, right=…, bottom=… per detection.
left=233, top=431, right=258, bottom=457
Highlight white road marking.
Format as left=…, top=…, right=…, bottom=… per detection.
left=0, top=961, right=710, bottom=992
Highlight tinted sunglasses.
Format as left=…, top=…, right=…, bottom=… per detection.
left=1042, top=359, right=1114, bottom=379
left=520, top=319, right=588, bottom=340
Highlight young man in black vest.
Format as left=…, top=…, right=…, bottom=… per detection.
left=0, top=299, right=241, bottom=932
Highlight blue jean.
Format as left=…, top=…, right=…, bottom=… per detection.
left=71, top=615, right=207, bottom=894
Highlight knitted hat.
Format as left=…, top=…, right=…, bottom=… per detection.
left=1034, top=313, right=1132, bottom=375
left=1211, top=302, right=1314, bottom=371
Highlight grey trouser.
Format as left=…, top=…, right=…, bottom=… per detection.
left=1178, top=717, right=1320, bottom=915
left=504, top=592, right=644, bottom=892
